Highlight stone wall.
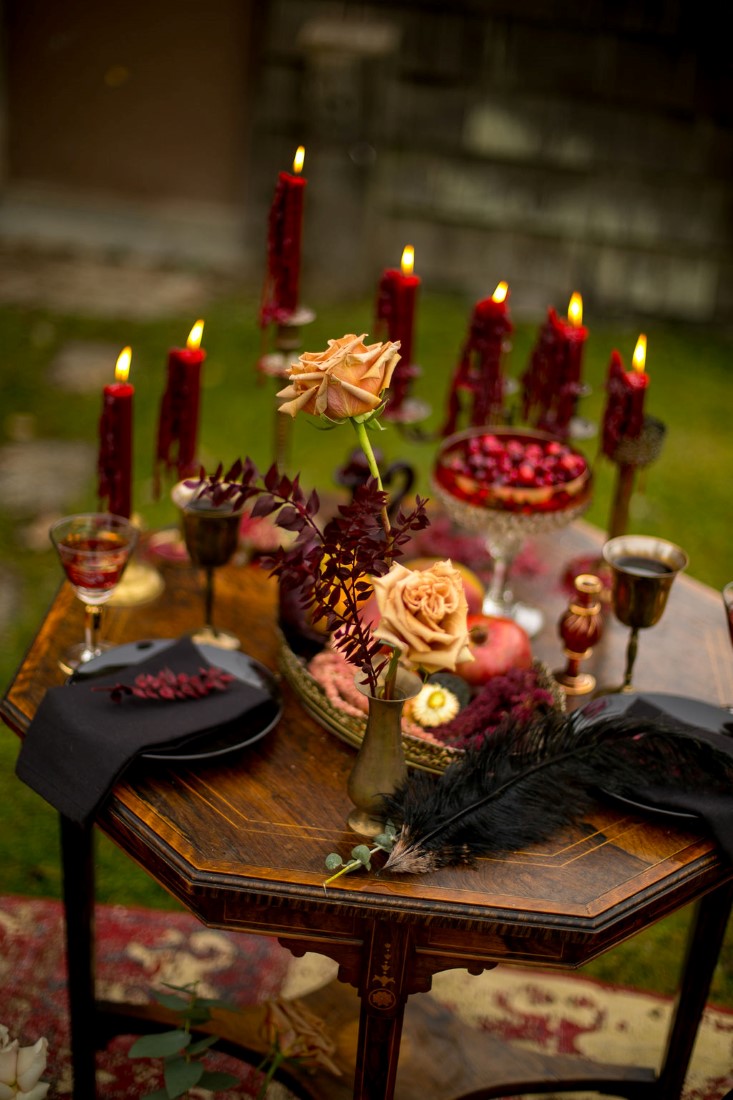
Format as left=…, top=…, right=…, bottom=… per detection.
left=1, top=0, right=730, bottom=323
left=247, top=0, right=733, bottom=322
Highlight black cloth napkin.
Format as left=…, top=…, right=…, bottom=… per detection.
left=595, top=695, right=733, bottom=861
left=16, top=638, right=274, bottom=826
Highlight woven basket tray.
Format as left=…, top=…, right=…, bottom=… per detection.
left=277, top=634, right=566, bottom=775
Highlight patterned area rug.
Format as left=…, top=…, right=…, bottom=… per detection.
left=1, top=894, right=732, bottom=1099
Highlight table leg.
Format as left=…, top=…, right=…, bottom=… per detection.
left=60, top=815, right=97, bottom=1100
left=353, top=921, right=413, bottom=1100
left=657, top=879, right=733, bottom=1099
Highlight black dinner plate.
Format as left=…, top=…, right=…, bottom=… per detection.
left=578, top=691, right=733, bottom=823
left=71, top=638, right=283, bottom=761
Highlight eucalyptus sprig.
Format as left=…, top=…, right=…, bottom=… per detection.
left=128, top=982, right=240, bottom=1100
left=323, top=823, right=398, bottom=888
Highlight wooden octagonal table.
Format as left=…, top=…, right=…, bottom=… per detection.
left=2, top=520, right=732, bottom=1100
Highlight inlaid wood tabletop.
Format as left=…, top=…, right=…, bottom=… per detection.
left=3, top=518, right=732, bottom=1100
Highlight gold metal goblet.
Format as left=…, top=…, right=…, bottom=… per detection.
left=172, top=481, right=246, bottom=649
left=601, top=534, right=688, bottom=693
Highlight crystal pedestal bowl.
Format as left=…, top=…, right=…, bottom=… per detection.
left=433, top=427, right=593, bottom=637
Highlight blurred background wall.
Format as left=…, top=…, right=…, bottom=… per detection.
left=0, top=0, right=730, bottom=323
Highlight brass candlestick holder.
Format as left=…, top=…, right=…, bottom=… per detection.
left=607, top=415, right=666, bottom=540
left=257, top=305, right=316, bottom=469
left=554, top=574, right=604, bottom=695
left=107, top=515, right=165, bottom=608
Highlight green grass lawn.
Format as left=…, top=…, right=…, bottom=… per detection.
left=1, top=283, right=732, bottom=1003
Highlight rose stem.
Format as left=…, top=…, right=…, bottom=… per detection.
left=351, top=419, right=391, bottom=536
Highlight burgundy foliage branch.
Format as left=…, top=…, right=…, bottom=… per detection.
left=94, top=667, right=235, bottom=704
left=186, top=459, right=430, bottom=693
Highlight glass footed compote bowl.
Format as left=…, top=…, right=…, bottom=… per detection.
left=50, top=513, right=139, bottom=674
left=433, top=427, right=592, bottom=637
left=172, top=481, right=246, bottom=650
left=599, top=534, right=688, bottom=694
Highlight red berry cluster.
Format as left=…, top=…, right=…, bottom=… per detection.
left=94, top=666, right=235, bottom=704
left=436, top=431, right=590, bottom=513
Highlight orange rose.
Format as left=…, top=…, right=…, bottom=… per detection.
left=277, top=333, right=401, bottom=421
left=372, top=560, right=473, bottom=673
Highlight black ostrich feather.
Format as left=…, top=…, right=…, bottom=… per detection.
left=381, top=708, right=733, bottom=875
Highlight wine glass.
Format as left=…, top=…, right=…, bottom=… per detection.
left=172, top=481, right=246, bottom=649
left=601, top=534, right=688, bottom=693
left=50, top=513, right=139, bottom=674
left=433, top=427, right=592, bottom=637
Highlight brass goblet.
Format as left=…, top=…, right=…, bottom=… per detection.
left=601, top=534, right=688, bottom=693
left=172, top=481, right=246, bottom=649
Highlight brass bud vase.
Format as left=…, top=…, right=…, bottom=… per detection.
left=347, top=668, right=422, bottom=838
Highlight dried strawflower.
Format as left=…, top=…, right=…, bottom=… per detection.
left=408, top=683, right=461, bottom=727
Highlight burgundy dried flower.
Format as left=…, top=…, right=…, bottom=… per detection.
left=94, top=666, right=234, bottom=704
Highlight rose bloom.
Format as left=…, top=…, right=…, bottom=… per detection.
left=0, top=1026, right=50, bottom=1100
left=372, top=560, right=472, bottom=674
left=277, top=333, right=401, bottom=421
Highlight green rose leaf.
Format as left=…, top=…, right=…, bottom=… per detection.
left=164, top=1056, right=204, bottom=1098
left=129, top=1029, right=190, bottom=1058
left=197, top=1070, right=242, bottom=1091
left=187, top=1035, right=219, bottom=1056
left=152, top=991, right=190, bottom=1012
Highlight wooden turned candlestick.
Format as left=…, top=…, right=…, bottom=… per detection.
left=554, top=574, right=604, bottom=695
left=607, top=415, right=666, bottom=539
left=256, top=306, right=315, bottom=469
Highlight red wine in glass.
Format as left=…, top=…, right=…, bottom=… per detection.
left=58, top=531, right=133, bottom=601
left=50, top=513, right=138, bottom=673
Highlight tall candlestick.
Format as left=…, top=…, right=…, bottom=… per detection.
left=376, top=245, right=421, bottom=416
left=441, top=282, right=512, bottom=437
left=155, top=319, right=206, bottom=490
left=98, top=346, right=133, bottom=519
left=522, top=293, right=588, bottom=437
left=260, top=146, right=307, bottom=328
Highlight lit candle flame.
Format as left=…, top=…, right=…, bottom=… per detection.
left=492, top=281, right=509, bottom=304
left=401, top=245, right=415, bottom=277
left=632, top=334, right=647, bottom=373
left=293, top=146, right=305, bottom=175
left=115, top=346, right=132, bottom=383
left=187, top=320, right=205, bottom=350
left=568, top=292, right=583, bottom=327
